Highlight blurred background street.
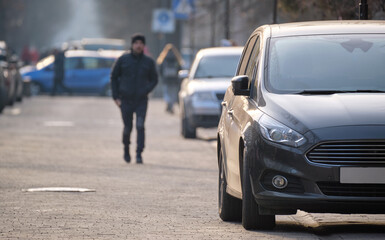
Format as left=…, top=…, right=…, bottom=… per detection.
left=2, top=0, right=385, bottom=239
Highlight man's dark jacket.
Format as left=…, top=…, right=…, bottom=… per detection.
left=54, top=51, right=65, bottom=79
left=110, top=52, right=158, bottom=101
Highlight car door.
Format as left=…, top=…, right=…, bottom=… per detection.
left=35, top=64, right=54, bottom=90
left=64, top=57, right=83, bottom=90
left=66, top=57, right=104, bottom=92
left=225, top=34, right=261, bottom=192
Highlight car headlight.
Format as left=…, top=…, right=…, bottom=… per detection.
left=259, top=115, right=306, bottom=147
left=191, top=92, right=216, bottom=101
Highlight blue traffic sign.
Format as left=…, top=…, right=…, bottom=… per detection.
left=152, top=9, right=175, bottom=33
left=172, top=0, right=195, bottom=20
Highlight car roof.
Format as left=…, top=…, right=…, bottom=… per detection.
left=196, top=47, right=244, bottom=56
left=65, top=50, right=125, bottom=58
left=81, top=38, right=125, bottom=45
left=259, top=20, right=385, bottom=38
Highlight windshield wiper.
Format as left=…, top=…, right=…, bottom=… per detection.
left=295, top=89, right=385, bottom=95
left=197, top=75, right=214, bottom=78
left=347, top=89, right=385, bottom=93
left=295, top=90, right=348, bottom=95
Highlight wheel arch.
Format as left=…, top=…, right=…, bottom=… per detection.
left=30, top=80, right=45, bottom=95
left=239, top=122, right=256, bottom=188
left=217, top=134, right=221, bottom=166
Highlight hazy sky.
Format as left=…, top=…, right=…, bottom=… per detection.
left=52, top=0, right=102, bottom=47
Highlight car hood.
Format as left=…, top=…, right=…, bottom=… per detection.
left=262, top=92, right=385, bottom=133
left=188, top=78, right=231, bottom=93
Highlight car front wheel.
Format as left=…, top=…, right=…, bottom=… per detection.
left=218, top=147, right=242, bottom=221
left=102, top=84, right=112, bottom=97
left=181, top=105, right=196, bottom=138
left=30, top=82, right=42, bottom=96
left=241, top=148, right=275, bottom=230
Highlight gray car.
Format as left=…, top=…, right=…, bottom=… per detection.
left=217, top=21, right=385, bottom=230
left=179, top=47, right=243, bottom=138
left=0, top=66, right=7, bottom=113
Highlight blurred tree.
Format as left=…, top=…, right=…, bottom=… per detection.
left=0, top=0, right=25, bottom=43
left=317, top=0, right=358, bottom=19
left=279, top=0, right=385, bottom=20
left=0, top=0, right=71, bottom=54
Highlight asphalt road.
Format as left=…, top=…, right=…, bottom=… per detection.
left=1, top=96, right=385, bottom=239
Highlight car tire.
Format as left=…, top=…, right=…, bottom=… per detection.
left=0, top=89, right=6, bottom=113
left=30, top=82, right=42, bottom=96
left=218, top=147, right=242, bottom=221
left=16, top=95, right=23, bottom=102
left=7, top=96, right=14, bottom=106
left=7, top=90, right=16, bottom=106
left=241, top=148, right=275, bottom=230
left=102, top=84, right=112, bottom=97
left=181, top=105, right=196, bottom=138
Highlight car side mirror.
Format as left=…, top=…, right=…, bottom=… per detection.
left=178, top=70, right=189, bottom=79
left=231, top=75, right=250, bottom=96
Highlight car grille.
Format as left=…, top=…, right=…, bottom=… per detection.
left=306, top=141, right=385, bottom=165
left=216, top=93, right=225, bottom=101
left=318, top=182, right=385, bottom=197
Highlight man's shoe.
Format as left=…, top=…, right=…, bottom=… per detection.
left=136, top=154, right=143, bottom=164
left=124, top=147, right=130, bottom=163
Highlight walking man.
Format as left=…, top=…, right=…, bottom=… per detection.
left=51, top=48, right=71, bottom=96
left=110, top=33, right=158, bottom=164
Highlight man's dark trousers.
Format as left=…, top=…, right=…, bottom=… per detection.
left=120, top=98, right=148, bottom=155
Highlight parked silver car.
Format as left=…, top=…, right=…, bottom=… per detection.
left=0, top=41, right=23, bottom=106
left=179, top=47, right=243, bottom=138
left=0, top=65, right=7, bottom=113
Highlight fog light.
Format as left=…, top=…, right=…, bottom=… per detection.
left=272, top=175, right=288, bottom=189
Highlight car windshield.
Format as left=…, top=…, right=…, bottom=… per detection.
left=267, top=34, right=385, bottom=93
left=194, top=54, right=240, bottom=79
left=83, top=44, right=124, bottom=51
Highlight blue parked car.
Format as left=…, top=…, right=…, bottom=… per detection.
left=21, top=50, right=124, bottom=96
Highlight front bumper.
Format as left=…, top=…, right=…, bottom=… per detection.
left=186, top=98, right=222, bottom=128
left=190, top=114, right=220, bottom=128
left=250, top=126, right=385, bottom=214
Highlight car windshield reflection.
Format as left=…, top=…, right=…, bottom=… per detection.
left=267, top=34, right=385, bottom=93
left=194, top=55, right=240, bottom=79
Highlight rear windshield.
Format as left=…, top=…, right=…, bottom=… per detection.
left=267, top=34, right=385, bottom=93
left=83, top=44, right=124, bottom=51
left=194, top=55, right=240, bottom=79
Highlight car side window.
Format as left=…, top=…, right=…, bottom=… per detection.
left=82, top=57, right=99, bottom=69
left=245, top=36, right=260, bottom=80
left=249, top=38, right=262, bottom=100
left=237, top=35, right=258, bottom=75
left=251, top=65, right=259, bottom=100
left=65, top=57, right=83, bottom=70
left=98, top=58, right=115, bottom=68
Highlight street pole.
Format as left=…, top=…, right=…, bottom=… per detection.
left=359, top=0, right=368, bottom=20
left=224, top=0, right=230, bottom=39
left=273, top=0, right=278, bottom=24
left=210, top=0, right=217, bottom=47
left=190, top=11, right=195, bottom=63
